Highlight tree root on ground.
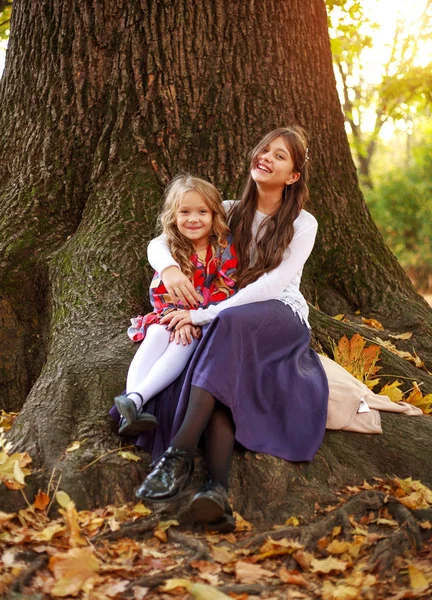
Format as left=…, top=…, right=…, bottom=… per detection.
left=243, top=490, right=430, bottom=572
left=93, top=515, right=160, bottom=542
left=167, top=528, right=211, bottom=561
left=9, top=553, right=49, bottom=594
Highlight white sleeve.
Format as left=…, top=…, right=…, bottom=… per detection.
left=190, top=219, right=318, bottom=326
left=147, top=234, right=180, bottom=274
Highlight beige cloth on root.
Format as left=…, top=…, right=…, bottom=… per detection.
left=320, top=355, right=423, bottom=434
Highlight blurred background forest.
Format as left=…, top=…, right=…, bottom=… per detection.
left=1, top=0, right=431, bottom=297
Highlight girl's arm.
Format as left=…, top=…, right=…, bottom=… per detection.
left=189, top=221, right=317, bottom=325
left=162, top=214, right=318, bottom=329
left=147, top=236, right=201, bottom=307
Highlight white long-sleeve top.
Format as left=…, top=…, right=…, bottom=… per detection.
left=147, top=201, right=318, bottom=327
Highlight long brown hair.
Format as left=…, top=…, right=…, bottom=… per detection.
left=228, top=126, right=309, bottom=288
left=160, top=175, right=230, bottom=280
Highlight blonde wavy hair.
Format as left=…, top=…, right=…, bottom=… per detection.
left=160, top=175, right=230, bottom=280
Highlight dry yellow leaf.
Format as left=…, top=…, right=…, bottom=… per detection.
left=154, top=519, right=178, bottom=542
left=0, top=450, right=32, bottom=489
left=212, top=546, right=235, bottom=564
left=389, top=332, right=412, bottom=340
left=233, top=511, right=253, bottom=532
left=31, top=523, right=65, bottom=542
left=285, top=516, right=300, bottom=526
left=49, top=547, right=100, bottom=597
left=379, top=381, right=404, bottom=403
left=163, top=578, right=231, bottom=599
left=333, top=314, right=345, bottom=321
left=56, top=491, right=72, bottom=508
left=408, top=565, right=429, bottom=591
left=132, top=502, right=152, bottom=517
left=66, top=441, right=82, bottom=453
left=117, top=450, right=141, bottom=462
left=60, top=501, right=87, bottom=547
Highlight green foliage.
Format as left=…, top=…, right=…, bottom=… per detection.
left=326, top=0, right=432, bottom=187
left=0, top=1, right=12, bottom=42
left=363, top=123, right=432, bottom=287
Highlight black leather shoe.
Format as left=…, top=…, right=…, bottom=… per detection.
left=135, top=447, right=194, bottom=501
left=189, top=480, right=235, bottom=532
left=115, top=394, right=158, bottom=436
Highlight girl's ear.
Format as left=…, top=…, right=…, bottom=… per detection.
left=286, top=172, right=300, bottom=185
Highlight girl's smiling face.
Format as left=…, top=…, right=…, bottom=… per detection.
left=176, top=191, right=213, bottom=251
left=251, top=136, right=300, bottom=189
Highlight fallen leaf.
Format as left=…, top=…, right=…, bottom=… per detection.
left=56, top=491, right=72, bottom=508
left=212, top=546, right=235, bottom=564
left=278, top=567, right=308, bottom=586
left=34, top=490, right=50, bottom=511
left=293, top=550, right=314, bottom=570
left=132, top=502, right=152, bottom=517
left=389, top=332, right=412, bottom=340
left=117, top=450, right=141, bottom=462
left=285, top=516, right=300, bottom=526
left=362, top=317, right=384, bottom=330
left=66, top=441, right=84, bottom=453
left=233, top=511, right=253, bottom=532
left=163, top=578, right=231, bottom=599
left=0, top=450, right=32, bottom=489
left=60, top=501, right=87, bottom=547
left=408, top=564, right=429, bottom=591
left=333, top=314, right=345, bottom=321
left=235, top=560, right=274, bottom=584
left=379, top=380, right=404, bottom=403
left=154, top=519, right=178, bottom=542
left=49, top=547, right=100, bottom=597
left=310, top=556, right=349, bottom=574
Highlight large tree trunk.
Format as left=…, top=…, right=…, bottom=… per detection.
left=1, top=0, right=431, bottom=518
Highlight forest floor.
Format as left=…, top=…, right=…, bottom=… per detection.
left=0, top=436, right=431, bottom=600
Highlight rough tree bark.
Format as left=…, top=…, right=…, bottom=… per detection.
left=0, top=0, right=431, bottom=519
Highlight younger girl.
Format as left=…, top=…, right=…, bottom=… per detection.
left=114, top=175, right=237, bottom=436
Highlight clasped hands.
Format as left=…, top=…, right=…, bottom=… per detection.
left=160, top=310, right=201, bottom=345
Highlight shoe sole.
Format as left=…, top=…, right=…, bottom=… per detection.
left=114, top=396, right=137, bottom=424
left=118, top=416, right=158, bottom=436
left=189, top=495, right=225, bottom=524
left=206, top=514, right=236, bottom=533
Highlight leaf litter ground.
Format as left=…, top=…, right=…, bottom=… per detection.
left=0, top=475, right=431, bottom=600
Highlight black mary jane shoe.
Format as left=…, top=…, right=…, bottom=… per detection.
left=188, top=479, right=236, bottom=532
left=135, top=446, right=194, bottom=502
left=115, top=394, right=158, bottom=436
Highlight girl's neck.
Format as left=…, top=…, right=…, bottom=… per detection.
left=256, top=185, right=284, bottom=215
left=192, top=238, right=210, bottom=252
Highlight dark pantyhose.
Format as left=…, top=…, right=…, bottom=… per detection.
left=170, top=386, right=235, bottom=490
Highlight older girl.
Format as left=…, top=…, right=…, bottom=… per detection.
left=134, top=127, right=328, bottom=532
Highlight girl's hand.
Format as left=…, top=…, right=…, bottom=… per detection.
left=161, top=309, right=192, bottom=330
left=161, top=266, right=202, bottom=308
left=170, top=323, right=202, bottom=345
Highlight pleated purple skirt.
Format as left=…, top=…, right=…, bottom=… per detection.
left=110, top=300, right=329, bottom=462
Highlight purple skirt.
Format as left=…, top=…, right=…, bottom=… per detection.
left=110, top=301, right=329, bottom=462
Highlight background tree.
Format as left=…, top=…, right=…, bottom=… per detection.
left=0, top=0, right=431, bottom=519
left=327, top=0, right=432, bottom=188
left=0, top=0, right=12, bottom=41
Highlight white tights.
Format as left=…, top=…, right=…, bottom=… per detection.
left=126, top=324, right=198, bottom=410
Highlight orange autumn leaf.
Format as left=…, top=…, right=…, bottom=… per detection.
left=332, top=334, right=381, bottom=386
left=34, top=490, right=50, bottom=511
left=278, top=567, right=308, bottom=586
left=362, top=317, right=384, bottom=330
left=60, top=501, right=87, bottom=547
left=49, top=547, right=100, bottom=597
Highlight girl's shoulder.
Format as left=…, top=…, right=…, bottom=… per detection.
left=294, top=209, right=318, bottom=234
left=222, top=199, right=237, bottom=213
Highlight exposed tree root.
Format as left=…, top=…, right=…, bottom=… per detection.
left=243, top=490, right=429, bottom=573
left=168, top=528, right=211, bottom=561
left=9, top=553, right=48, bottom=593
left=93, top=515, right=160, bottom=542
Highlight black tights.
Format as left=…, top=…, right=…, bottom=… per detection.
left=170, top=386, right=235, bottom=490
